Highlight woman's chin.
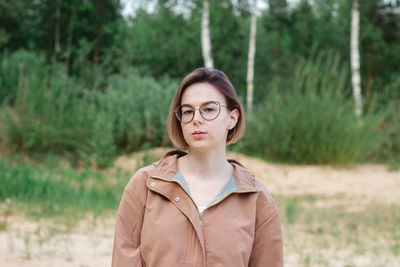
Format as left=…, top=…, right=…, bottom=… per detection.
left=188, top=144, right=209, bottom=152
left=186, top=141, right=211, bottom=152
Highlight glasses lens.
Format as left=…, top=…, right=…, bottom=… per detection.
left=177, top=105, right=194, bottom=123
left=200, top=102, right=220, bottom=120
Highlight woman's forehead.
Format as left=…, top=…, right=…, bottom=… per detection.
left=181, top=82, right=225, bottom=105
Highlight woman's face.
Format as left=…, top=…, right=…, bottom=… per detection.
left=179, top=82, right=239, bottom=152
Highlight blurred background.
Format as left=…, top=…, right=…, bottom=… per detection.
left=0, top=0, right=399, bottom=266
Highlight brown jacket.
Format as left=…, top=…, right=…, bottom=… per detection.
left=112, top=150, right=283, bottom=267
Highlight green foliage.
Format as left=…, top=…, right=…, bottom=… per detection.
left=0, top=51, right=117, bottom=167
left=0, top=49, right=181, bottom=167
left=209, top=0, right=250, bottom=94
left=0, top=0, right=123, bottom=74
left=2, top=0, right=400, bottom=102
left=359, top=0, right=400, bottom=94
left=99, top=69, right=177, bottom=153
left=375, top=77, right=400, bottom=167
left=0, top=50, right=178, bottom=167
left=0, top=158, right=127, bottom=217
left=0, top=50, right=47, bottom=104
left=236, top=54, right=385, bottom=164
left=127, top=6, right=202, bottom=79
left=1, top=1, right=400, bottom=166
left=0, top=52, right=95, bottom=155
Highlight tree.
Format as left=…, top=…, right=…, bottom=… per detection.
left=246, top=0, right=257, bottom=113
left=54, top=0, right=62, bottom=57
left=351, top=0, right=362, bottom=116
left=358, top=0, right=400, bottom=104
left=0, top=0, right=123, bottom=72
left=268, top=0, right=288, bottom=13
left=201, top=0, right=214, bottom=68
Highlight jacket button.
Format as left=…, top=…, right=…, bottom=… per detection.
left=150, top=182, right=156, bottom=187
left=175, top=197, right=180, bottom=202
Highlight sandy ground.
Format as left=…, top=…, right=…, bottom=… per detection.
left=1, top=148, right=400, bottom=266
left=0, top=213, right=115, bottom=267
left=227, top=151, right=400, bottom=204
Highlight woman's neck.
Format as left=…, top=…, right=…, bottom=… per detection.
left=180, top=147, right=232, bottom=180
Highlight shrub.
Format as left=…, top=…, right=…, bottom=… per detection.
left=236, top=53, right=385, bottom=164
left=0, top=50, right=47, bottom=104
left=0, top=50, right=178, bottom=167
left=0, top=59, right=94, bottom=154
left=99, top=69, right=177, bottom=153
left=0, top=50, right=115, bottom=167
left=374, top=77, right=400, bottom=168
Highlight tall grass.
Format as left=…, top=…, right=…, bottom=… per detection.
left=236, top=53, right=386, bottom=164
left=0, top=50, right=396, bottom=166
left=376, top=77, right=400, bottom=168
left=100, top=69, right=177, bottom=152
left=0, top=55, right=107, bottom=165
left=0, top=50, right=46, bottom=104
left=1, top=61, right=91, bottom=151
left=0, top=157, right=128, bottom=217
left=0, top=50, right=178, bottom=167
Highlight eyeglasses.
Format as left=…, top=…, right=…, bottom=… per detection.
left=175, top=101, right=229, bottom=123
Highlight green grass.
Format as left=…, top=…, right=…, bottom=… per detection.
left=0, top=155, right=130, bottom=219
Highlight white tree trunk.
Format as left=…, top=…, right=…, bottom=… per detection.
left=201, top=0, right=214, bottom=68
left=246, top=2, right=257, bottom=114
left=351, top=0, right=362, bottom=117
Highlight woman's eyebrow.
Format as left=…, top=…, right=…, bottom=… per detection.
left=180, top=101, right=216, bottom=107
left=180, top=103, right=194, bottom=107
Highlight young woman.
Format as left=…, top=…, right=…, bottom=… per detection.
left=112, top=68, right=283, bottom=267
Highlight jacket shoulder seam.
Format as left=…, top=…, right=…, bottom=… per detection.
left=255, top=208, right=279, bottom=232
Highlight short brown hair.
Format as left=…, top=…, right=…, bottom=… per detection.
left=167, top=68, right=245, bottom=149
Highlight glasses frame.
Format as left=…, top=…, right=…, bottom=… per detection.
left=175, top=101, right=229, bottom=123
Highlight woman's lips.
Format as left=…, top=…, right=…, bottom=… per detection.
left=192, top=131, right=206, bottom=139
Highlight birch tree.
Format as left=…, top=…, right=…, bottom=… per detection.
left=201, top=0, right=214, bottom=68
left=351, top=0, right=362, bottom=116
left=246, top=0, right=257, bottom=113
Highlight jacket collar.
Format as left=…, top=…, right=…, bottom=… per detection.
left=148, top=150, right=259, bottom=192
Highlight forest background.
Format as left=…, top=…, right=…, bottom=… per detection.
left=0, top=0, right=399, bottom=167
left=0, top=0, right=400, bottom=265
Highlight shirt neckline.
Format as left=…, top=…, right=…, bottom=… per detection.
left=172, top=170, right=239, bottom=212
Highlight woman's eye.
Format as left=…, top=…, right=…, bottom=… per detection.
left=203, top=107, right=216, bottom=113
left=183, top=110, right=194, bottom=115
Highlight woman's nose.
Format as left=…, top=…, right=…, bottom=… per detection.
left=192, top=109, right=204, bottom=123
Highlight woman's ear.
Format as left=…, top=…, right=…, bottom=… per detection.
left=228, top=108, right=239, bottom=130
